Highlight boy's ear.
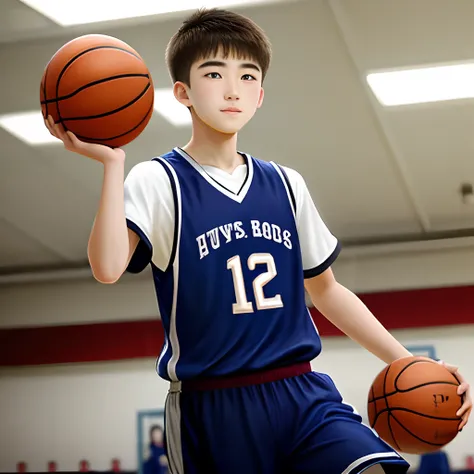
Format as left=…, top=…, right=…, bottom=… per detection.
left=256, top=87, right=265, bottom=109
left=173, top=81, right=192, bottom=107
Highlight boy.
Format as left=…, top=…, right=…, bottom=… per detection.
left=45, top=8, right=471, bottom=474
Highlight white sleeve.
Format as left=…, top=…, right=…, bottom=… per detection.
left=282, top=166, right=341, bottom=278
left=124, top=160, right=175, bottom=273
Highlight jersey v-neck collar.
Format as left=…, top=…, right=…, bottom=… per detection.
left=174, top=147, right=254, bottom=204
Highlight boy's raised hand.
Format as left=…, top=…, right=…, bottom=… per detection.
left=44, top=115, right=125, bottom=164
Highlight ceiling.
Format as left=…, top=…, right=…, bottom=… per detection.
left=1, top=0, right=474, bottom=277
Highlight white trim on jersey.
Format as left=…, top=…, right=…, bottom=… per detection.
left=270, top=161, right=296, bottom=220
left=306, top=307, right=320, bottom=335
left=342, top=452, right=401, bottom=474
left=271, top=161, right=321, bottom=337
left=174, top=147, right=254, bottom=204
left=155, top=158, right=182, bottom=382
left=156, top=327, right=169, bottom=377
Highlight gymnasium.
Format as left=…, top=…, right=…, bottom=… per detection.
left=0, top=1, right=473, bottom=473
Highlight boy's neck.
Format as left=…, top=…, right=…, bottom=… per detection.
left=182, top=114, right=245, bottom=173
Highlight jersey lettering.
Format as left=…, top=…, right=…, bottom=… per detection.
left=196, top=220, right=292, bottom=259
left=251, top=220, right=292, bottom=250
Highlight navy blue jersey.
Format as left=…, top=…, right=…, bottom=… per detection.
left=129, top=149, right=324, bottom=381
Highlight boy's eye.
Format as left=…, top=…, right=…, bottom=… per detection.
left=205, top=72, right=221, bottom=79
left=242, top=74, right=256, bottom=81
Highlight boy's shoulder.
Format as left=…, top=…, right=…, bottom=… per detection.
left=127, top=150, right=177, bottom=174
left=247, top=154, right=305, bottom=186
left=125, top=154, right=176, bottom=193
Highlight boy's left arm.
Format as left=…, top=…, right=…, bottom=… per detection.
left=305, top=268, right=472, bottom=430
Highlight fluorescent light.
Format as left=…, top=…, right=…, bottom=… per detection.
left=0, top=111, right=61, bottom=146
left=19, top=0, right=276, bottom=26
left=154, top=88, right=192, bottom=127
left=367, top=62, right=474, bottom=106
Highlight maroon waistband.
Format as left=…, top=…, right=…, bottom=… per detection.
left=180, top=362, right=312, bottom=391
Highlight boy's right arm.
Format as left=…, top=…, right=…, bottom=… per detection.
left=45, top=116, right=138, bottom=283
left=87, top=157, right=140, bottom=283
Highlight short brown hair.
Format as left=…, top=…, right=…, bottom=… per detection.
left=166, top=8, right=272, bottom=86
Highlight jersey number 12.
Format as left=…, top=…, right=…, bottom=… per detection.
left=227, top=253, right=284, bottom=314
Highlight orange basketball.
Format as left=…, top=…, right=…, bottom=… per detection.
left=40, top=34, right=154, bottom=148
left=368, top=356, right=462, bottom=454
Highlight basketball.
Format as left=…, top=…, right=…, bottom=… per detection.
left=40, top=34, right=154, bottom=148
left=367, top=356, right=462, bottom=454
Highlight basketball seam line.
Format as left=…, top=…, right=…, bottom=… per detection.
left=367, top=380, right=460, bottom=403
left=383, top=363, right=401, bottom=451
left=73, top=100, right=155, bottom=143
left=57, top=83, right=151, bottom=122
left=41, top=62, right=51, bottom=119
left=41, top=73, right=150, bottom=105
left=389, top=411, right=453, bottom=447
left=394, top=359, right=457, bottom=391
left=371, top=406, right=461, bottom=421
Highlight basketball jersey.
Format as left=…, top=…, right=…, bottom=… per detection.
left=143, top=148, right=322, bottom=382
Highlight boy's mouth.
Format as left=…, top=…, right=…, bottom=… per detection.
left=221, top=107, right=242, bottom=113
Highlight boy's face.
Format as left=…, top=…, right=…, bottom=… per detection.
left=174, top=51, right=264, bottom=134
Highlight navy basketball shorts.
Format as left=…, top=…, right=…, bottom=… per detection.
left=164, top=370, right=410, bottom=474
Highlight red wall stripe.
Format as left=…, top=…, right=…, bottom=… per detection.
left=0, top=285, right=473, bottom=366
left=0, top=320, right=164, bottom=366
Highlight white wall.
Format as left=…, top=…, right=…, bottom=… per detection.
left=1, top=325, right=473, bottom=472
